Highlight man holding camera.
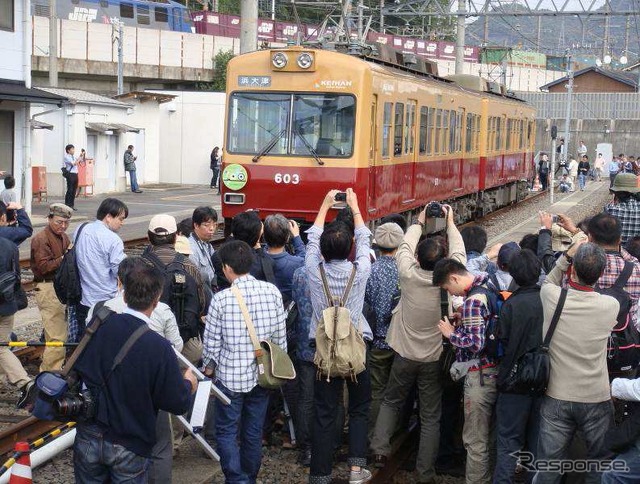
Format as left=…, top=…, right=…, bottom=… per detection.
left=73, top=262, right=196, bottom=482
left=370, top=203, right=465, bottom=483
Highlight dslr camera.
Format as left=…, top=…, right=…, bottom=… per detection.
left=426, top=201, right=444, bottom=218
left=55, top=388, right=96, bottom=420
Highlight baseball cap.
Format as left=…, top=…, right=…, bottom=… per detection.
left=148, top=214, right=177, bottom=235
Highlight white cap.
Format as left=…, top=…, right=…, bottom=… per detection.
left=148, top=214, right=177, bottom=235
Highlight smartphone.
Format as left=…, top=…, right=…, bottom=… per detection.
left=334, top=192, right=347, bottom=202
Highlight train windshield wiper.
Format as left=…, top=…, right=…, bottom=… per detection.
left=252, top=128, right=286, bottom=163
left=293, top=128, right=325, bottom=166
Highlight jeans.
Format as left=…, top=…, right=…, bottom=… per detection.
left=297, top=360, right=316, bottom=452
left=211, top=167, right=220, bottom=189
left=371, top=355, right=442, bottom=482
left=539, top=171, right=548, bottom=191
left=65, top=172, right=78, bottom=208
left=494, top=393, right=542, bottom=484
left=463, top=367, right=498, bottom=484
left=74, top=303, right=90, bottom=342
left=578, top=173, right=587, bottom=190
left=309, top=366, right=372, bottom=483
left=601, top=440, right=640, bottom=483
left=128, top=170, right=139, bottom=192
left=533, top=396, right=613, bottom=484
left=74, top=423, right=150, bottom=484
left=368, top=348, right=395, bottom=435
left=149, top=411, right=172, bottom=484
left=610, top=173, right=618, bottom=188
left=215, top=382, right=270, bottom=484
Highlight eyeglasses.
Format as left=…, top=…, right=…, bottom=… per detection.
left=52, top=219, right=69, bottom=226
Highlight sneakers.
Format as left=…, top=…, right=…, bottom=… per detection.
left=349, top=468, right=372, bottom=484
left=17, top=380, right=37, bottom=409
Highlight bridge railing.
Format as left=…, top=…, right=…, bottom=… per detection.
left=32, top=16, right=240, bottom=71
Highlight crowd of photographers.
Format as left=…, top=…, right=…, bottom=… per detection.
left=0, top=171, right=639, bottom=483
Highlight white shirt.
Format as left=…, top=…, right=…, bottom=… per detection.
left=86, top=294, right=183, bottom=352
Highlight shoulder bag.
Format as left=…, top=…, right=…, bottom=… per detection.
left=231, top=285, right=295, bottom=389
left=499, top=288, right=568, bottom=395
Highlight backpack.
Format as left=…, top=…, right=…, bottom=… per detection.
left=314, top=263, right=366, bottom=381
left=595, top=261, right=640, bottom=375
left=54, top=222, right=89, bottom=305
left=142, top=250, right=201, bottom=343
left=468, top=283, right=507, bottom=360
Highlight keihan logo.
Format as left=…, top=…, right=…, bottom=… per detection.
left=222, top=164, right=248, bottom=191
left=314, top=80, right=353, bottom=89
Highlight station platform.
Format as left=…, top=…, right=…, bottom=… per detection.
left=487, top=180, right=611, bottom=246
left=19, top=184, right=221, bottom=259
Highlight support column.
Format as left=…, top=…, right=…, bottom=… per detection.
left=240, top=0, right=258, bottom=54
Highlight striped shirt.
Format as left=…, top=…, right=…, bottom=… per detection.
left=202, top=275, right=286, bottom=393
left=305, top=224, right=373, bottom=342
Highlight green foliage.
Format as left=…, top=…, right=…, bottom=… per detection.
left=196, top=49, right=235, bottom=92
left=218, top=0, right=240, bottom=15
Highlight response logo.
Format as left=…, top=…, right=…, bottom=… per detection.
left=222, top=164, right=248, bottom=191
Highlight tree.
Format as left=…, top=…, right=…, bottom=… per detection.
left=197, top=49, right=235, bottom=92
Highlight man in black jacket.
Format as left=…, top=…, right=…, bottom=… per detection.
left=0, top=201, right=33, bottom=246
left=494, top=249, right=544, bottom=483
left=73, top=262, right=196, bottom=482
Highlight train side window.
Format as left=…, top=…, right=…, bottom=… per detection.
left=419, top=107, right=428, bottom=155
left=506, top=119, right=512, bottom=150
left=449, top=111, right=456, bottom=154
left=442, top=110, right=450, bottom=154
left=406, top=101, right=416, bottom=155
left=100, top=0, right=108, bottom=7
left=155, top=7, right=168, bottom=22
left=475, top=115, right=481, bottom=152
left=465, top=113, right=473, bottom=153
left=394, top=103, right=404, bottom=156
left=434, top=109, right=441, bottom=154
left=382, top=102, right=392, bottom=158
left=427, top=108, right=435, bottom=155
left=120, top=2, right=134, bottom=18
left=137, top=5, right=150, bottom=25
left=496, top=117, right=503, bottom=150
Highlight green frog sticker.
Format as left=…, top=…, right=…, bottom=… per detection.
left=222, top=164, right=248, bottom=191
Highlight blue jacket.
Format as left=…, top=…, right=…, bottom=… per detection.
left=264, top=236, right=306, bottom=302
left=0, top=238, right=20, bottom=316
left=0, top=209, right=32, bottom=246
left=75, top=312, right=192, bottom=457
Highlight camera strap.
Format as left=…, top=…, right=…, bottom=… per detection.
left=62, top=301, right=114, bottom=378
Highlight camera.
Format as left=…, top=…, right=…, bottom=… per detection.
left=426, top=201, right=444, bottom=218
left=334, top=192, right=347, bottom=202
left=552, top=215, right=559, bottom=224
left=54, top=389, right=95, bottom=420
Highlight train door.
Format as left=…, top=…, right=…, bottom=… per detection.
left=368, top=96, right=377, bottom=212
left=454, top=108, right=464, bottom=191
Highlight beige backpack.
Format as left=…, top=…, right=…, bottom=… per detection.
left=314, top=263, right=366, bottom=382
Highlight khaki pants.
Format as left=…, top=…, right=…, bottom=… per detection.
left=35, top=282, right=67, bottom=372
left=463, top=367, right=498, bottom=484
left=0, top=315, right=30, bottom=388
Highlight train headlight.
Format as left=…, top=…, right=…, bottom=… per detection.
left=272, top=52, right=288, bottom=69
left=297, top=53, right=313, bottom=69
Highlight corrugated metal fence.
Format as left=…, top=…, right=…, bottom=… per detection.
left=516, top=92, right=640, bottom=119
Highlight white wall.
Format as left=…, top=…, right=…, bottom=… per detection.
left=0, top=0, right=26, bottom=81
left=154, top=91, right=226, bottom=185
left=124, top=100, right=162, bottom=185
left=31, top=103, right=133, bottom=196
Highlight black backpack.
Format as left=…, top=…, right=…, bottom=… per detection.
left=468, top=284, right=504, bottom=360
left=595, top=261, right=640, bottom=375
left=54, top=222, right=89, bottom=305
left=142, top=250, right=201, bottom=342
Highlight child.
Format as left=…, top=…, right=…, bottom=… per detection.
left=1, top=175, right=17, bottom=205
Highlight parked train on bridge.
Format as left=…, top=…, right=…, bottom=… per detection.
left=220, top=47, right=536, bottom=227
left=31, top=0, right=193, bottom=32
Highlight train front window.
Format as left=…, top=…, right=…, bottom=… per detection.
left=228, top=93, right=290, bottom=155
left=292, top=94, right=354, bottom=157
left=228, top=92, right=355, bottom=158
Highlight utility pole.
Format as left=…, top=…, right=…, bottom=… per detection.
left=379, top=0, right=384, bottom=33
left=271, top=0, right=275, bottom=21
left=240, top=0, right=258, bottom=53
left=454, top=0, right=465, bottom=74
left=562, top=50, right=574, bottom=166
left=624, top=16, right=630, bottom=53
left=357, top=0, right=364, bottom=41
left=113, top=21, right=124, bottom=95
left=603, top=6, right=610, bottom=59
left=536, top=16, right=541, bottom=49
left=49, top=0, right=58, bottom=87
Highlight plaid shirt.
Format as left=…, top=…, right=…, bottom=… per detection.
left=449, top=275, right=494, bottom=365
left=604, top=199, right=640, bottom=243
left=202, top=275, right=286, bottom=393
left=596, top=251, right=640, bottom=331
